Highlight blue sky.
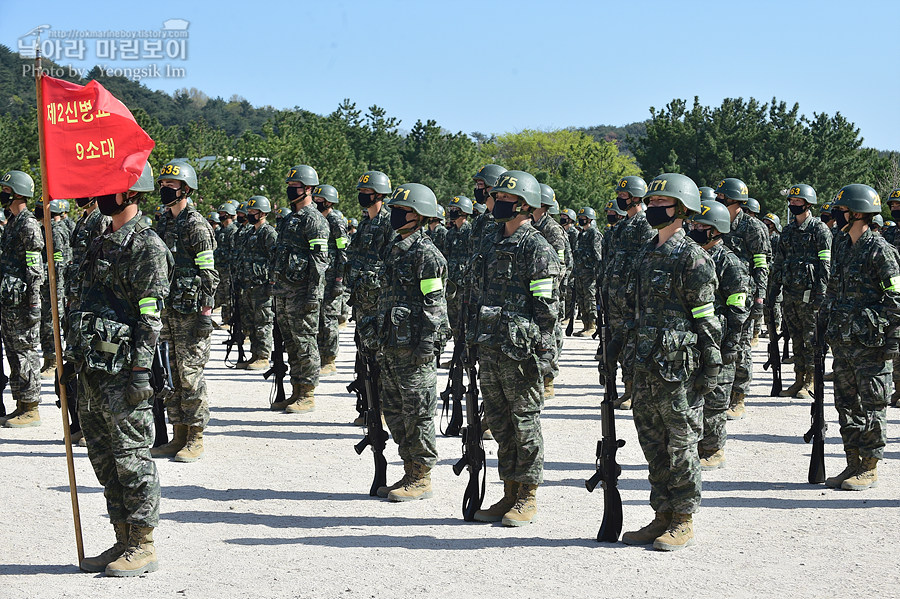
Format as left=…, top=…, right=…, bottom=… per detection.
left=2, top=0, right=898, bottom=150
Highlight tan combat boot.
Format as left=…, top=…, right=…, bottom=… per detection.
left=622, top=511, right=673, bottom=545
left=246, top=356, right=270, bottom=371
left=653, top=513, right=694, bottom=551
left=40, top=357, right=57, bottom=379
left=150, top=424, right=188, bottom=458
left=80, top=521, right=129, bottom=572
left=501, top=483, right=538, bottom=527
left=615, top=380, right=633, bottom=410
left=700, top=449, right=726, bottom=471
left=543, top=377, right=555, bottom=399
left=105, top=525, right=158, bottom=577
left=320, top=356, right=337, bottom=376
left=377, top=462, right=413, bottom=498
left=271, top=383, right=302, bottom=411
left=3, top=402, right=41, bottom=428
left=842, top=456, right=879, bottom=491
left=285, top=384, right=315, bottom=414
left=352, top=413, right=366, bottom=426
left=173, top=426, right=204, bottom=462
left=825, top=449, right=860, bottom=488
left=725, top=391, right=745, bottom=420
left=387, top=463, right=433, bottom=502
left=574, top=321, right=596, bottom=338
left=474, top=480, right=519, bottom=523
left=0, top=401, right=23, bottom=426
left=780, top=372, right=808, bottom=398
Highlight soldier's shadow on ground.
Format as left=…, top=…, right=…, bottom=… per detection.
left=161, top=485, right=362, bottom=502
left=225, top=533, right=600, bottom=550
left=210, top=429, right=357, bottom=441
left=164, top=510, right=460, bottom=529
left=0, top=563, right=80, bottom=576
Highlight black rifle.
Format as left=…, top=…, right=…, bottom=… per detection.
left=762, top=294, right=783, bottom=396
left=782, top=328, right=791, bottom=362
left=150, top=341, right=175, bottom=447
left=439, top=316, right=465, bottom=437
left=585, top=298, right=625, bottom=542
left=0, top=333, right=9, bottom=417
left=347, top=331, right=367, bottom=423
left=803, top=314, right=827, bottom=484
left=224, top=281, right=245, bottom=368
left=53, top=361, right=81, bottom=435
left=263, top=316, right=288, bottom=408
left=352, top=342, right=389, bottom=497
left=564, top=292, right=576, bottom=337
left=452, top=344, right=486, bottom=521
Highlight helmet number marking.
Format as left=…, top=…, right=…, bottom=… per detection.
left=160, top=164, right=181, bottom=176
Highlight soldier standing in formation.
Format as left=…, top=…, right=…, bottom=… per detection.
left=235, top=196, right=277, bottom=370
left=214, top=202, right=238, bottom=327
left=38, top=198, right=71, bottom=379
left=426, top=204, right=448, bottom=256
left=882, top=188, right=900, bottom=405
left=312, top=184, right=348, bottom=377
left=443, top=195, right=473, bottom=348
left=572, top=207, right=603, bottom=337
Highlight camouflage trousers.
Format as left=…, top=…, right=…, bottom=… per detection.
left=40, top=270, right=65, bottom=358
left=275, top=293, right=320, bottom=387
left=161, top=310, right=211, bottom=429
left=831, top=343, right=890, bottom=459
left=574, top=274, right=596, bottom=325
left=480, top=347, right=544, bottom=485
left=317, top=287, right=342, bottom=362
left=240, top=284, right=274, bottom=360
left=378, top=346, right=438, bottom=467
left=700, top=361, right=736, bottom=456
left=78, top=367, right=159, bottom=527
left=1, top=307, right=41, bottom=404
left=782, top=294, right=816, bottom=374
left=608, top=299, right=636, bottom=382
left=633, top=364, right=703, bottom=514
left=351, top=287, right=380, bottom=352
left=731, top=317, right=756, bottom=401
left=447, top=289, right=462, bottom=341
left=216, top=272, right=233, bottom=325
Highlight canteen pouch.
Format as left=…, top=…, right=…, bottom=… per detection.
left=65, top=311, right=133, bottom=375
left=171, top=274, right=201, bottom=313
left=473, top=305, right=501, bottom=346
left=500, top=313, right=539, bottom=361
left=0, top=276, right=27, bottom=305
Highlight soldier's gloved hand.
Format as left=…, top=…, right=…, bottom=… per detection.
left=413, top=340, right=435, bottom=366
left=125, top=369, right=154, bottom=406
left=195, top=314, right=215, bottom=338
left=536, top=349, right=553, bottom=378
left=722, top=341, right=739, bottom=365
left=26, top=305, right=41, bottom=327
left=883, top=338, right=900, bottom=362
left=331, top=279, right=344, bottom=300
left=751, top=301, right=765, bottom=322
left=605, top=337, right=623, bottom=366
left=694, top=366, right=720, bottom=395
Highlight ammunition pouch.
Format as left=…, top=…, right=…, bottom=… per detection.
left=65, top=311, right=133, bottom=374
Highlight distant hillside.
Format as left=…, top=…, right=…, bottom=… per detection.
left=576, top=121, right=648, bottom=156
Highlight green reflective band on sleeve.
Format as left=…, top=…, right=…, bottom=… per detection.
left=53, top=251, right=63, bottom=262
left=309, top=238, right=328, bottom=252
left=556, top=249, right=565, bottom=262
left=882, top=276, right=900, bottom=293
left=420, top=277, right=443, bottom=295
left=818, top=250, right=831, bottom=261
left=726, top=292, right=747, bottom=307
left=530, top=277, right=553, bottom=298
left=336, top=236, right=349, bottom=249
left=752, top=254, right=768, bottom=269
left=139, top=297, right=160, bottom=316
left=691, top=302, right=715, bottom=319
left=25, top=250, right=40, bottom=267
left=194, top=250, right=215, bottom=270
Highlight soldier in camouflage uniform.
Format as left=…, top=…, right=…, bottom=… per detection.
left=60, top=200, right=76, bottom=236
left=716, top=178, right=771, bottom=420
left=268, top=165, right=329, bottom=414
left=312, top=184, right=348, bottom=376
left=235, top=196, right=277, bottom=370
left=619, top=173, right=721, bottom=551
left=822, top=184, right=900, bottom=491
left=560, top=208, right=579, bottom=326
left=601, top=176, right=655, bottom=410
left=573, top=206, right=603, bottom=336
left=151, top=161, right=219, bottom=463
left=214, top=202, right=238, bottom=327
left=373, top=183, right=448, bottom=502
left=762, top=213, right=784, bottom=338
left=206, top=211, right=220, bottom=232
left=426, top=204, right=448, bottom=256
left=72, top=163, right=172, bottom=576
left=772, top=184, right=832, bottom=399
left=443, top=195, right=473, bottom=346
left=883, top=189, right=900, bottom=404
left=470, top=170, right=559, bottom=527
left=0, top=171, right=44, bottom=428
left=688, top=200, right=749, bottom=470
left=38, top=198, right=71, bottom=378
left=532, top=183, right=569, bottom=399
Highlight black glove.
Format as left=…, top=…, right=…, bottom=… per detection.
left=331, top=280, right=344, bottom=299
left=884, top=338, right=900, bottom=362
left=26, top=305, right=41, bottom=327
left=751, top=302, right=765, bottom=321
left=722, top=341, right=739, bottom=365
left=537, top=349, right=554, bottom=378
left=125, top=369, right=154, bottom=406
left=605, top=337, right=623, bottom=366
left=195, top=314, right=215, bottom=338
left=694, top=366, right=720, bottom=395
left=414, top=340, right=436, bottom=366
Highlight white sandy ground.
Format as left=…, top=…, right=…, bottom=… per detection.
left=1, top=324, right=899, bottom=599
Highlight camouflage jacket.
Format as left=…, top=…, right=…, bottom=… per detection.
left=66, top=208, right=110, bottom=300
left=464, top=211, right=498, bottom=308
left=62, top=216, right=76, bottom=236
left=707, top=241, right=750, bottom=351
left=0, top=208, right=44, bottom=307
left=772, top=213, right=832, bottom=299
left=237, top=222, right=277, bottom=288
left=346, top=205, right=393, bottom=309
left=445, top=219, right=471, bottom=287
left=632, top=228, right=722, bottom=374
left=426, top=223, right=447, bottom=256
left=601, top=209, right=655, bottom=305
left=573, top=224, right=603, bottom=279
left=471, top=221, right=560, bottom=357
left=825, top=228, right=900, bottom=346
left=325, top=209, right=349, bottom=287
left=722, top=209, right=771, bottom=307
left=377, top=227, right=449, bottom=351
left=270, top=203, right=329, bottom=300
left=533, top=212, right=571, bottom=304
left=214, top=221, right=238, bottom=278
left=41, top=217, right=71, bottom=274
left=157, top=205, right=219, bottom=312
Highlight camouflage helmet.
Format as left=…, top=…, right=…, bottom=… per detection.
left=154, top=205, right=165, bottom=218
left=274, top=207, right=284, bottom=219
left=59, top=199, right=71, bottom=212
left=744, top=197, right=761, bottom=215
left=616, top=176, right=647, bottom=199
left=714, top=178, right=749, bottom=203
left=887, top=220, right=897, bottom=228
left=787, top=183, right=818, bottom=205
left=217, top=202, right=237, bottom=216
left=473, top=202, right=487, bottom=215
left=48, top=199, right=66, bottom=214
left=387, top=183, right=440, bottom=218
left=562, top=208, right=577, bottom=222
left=833, top=184, right=882, bottom=214
left=549, top=199, right=560, bottom=216
left=886, top=188, right=900, bottom=206
left=157, top=160, right=198, bottom=190
left=762, top=212, right=783, bottom=233
left=285, top=165, right=319, bottom=186
left=1, top=170, right=35, bottom=197
left=872, top=214, right=885, bottom=228
left=692, top=200, right=731, bottom=234
left=472, top=164, right=507, bottom=187
left=226, top=199, right=240, bottom=208
left=490, top=170, right=542, bottom=208
left=356, top=171, right=392, bottom=195
left=819, top=201, right=833, bottom=216
left=606, top=199, right=627, bottom=217
left=434, top=204, right=446, bottom=223
left=246, top=195, right=271, bottom=214
left=448, top=195, right=474, bottom=215
left=130, top=161, right=155, bottom=193
left=207, top=211, right=221, bottom=223
left=236, top=202, right=248, bottom=215
left=312, top=184, right=340, bottom=205
left=349, top=218, right=358, bottom=227
left=647, top=173, right=702, bottom=214
left=185, top=198, right=194, bottom=208
left=333, top=208, right=344, bottom=219
left=539, top=183, right=556, bottom=207
left=699, top=186, right=716, bottom=202
left=139, top=215, right=153, bottom=228
left=578, top=206, right=597, bottom=220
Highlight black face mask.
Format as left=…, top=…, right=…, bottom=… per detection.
left=287, top=186, right=302, bottom=203
left=788, top=205, right=807, bottom=216
left=559, top=218, right=570, bottom=227
left=246, top=213, right=260, bottom=225
left=474, top=188, right=487, bottom=204
left=833, top=210, right=848, bottom=229
left=34, top=206, right=44, bottom=219
left=687, top=228, right=711, bottom=245
left=617, top=197, right=631, bottom=211
left=358, top=192, right=375, bottom=208
left=0, top=192, right=11, bottom=207
left=390, top=208, right=413, bottom=231
left=237, top=215, right=247, bottom=224
left=160, top=186, right=179, bottom=206
left=891, top=209, right=900, bottom=222
left=447, top=209, right=462, bottom=221
left=96, top=193, right=124, bottom=216
left=577, top=218, right=589, bottom=227
left=314, top=201, right=328, bottom=213
left=75, top=197, right=94, bottom=208
left=821, top=214, right=833, bottom=224
left=607, top=214, right=619, bottom=225
left=646, top=204, right=676, bottom=229
left=491, top=200, right=517, bottom=223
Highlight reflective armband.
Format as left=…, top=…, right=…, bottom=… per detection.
left=309, top=238, right=328, bottom=252
left=25, top=250, right=40, bottom=267
left=139, top=297, right=161, bottom=316
left=530, top=278, right=553, bottom=298
left=420, top=277, right=443, bottom=295
left=691, top=302, right=715, bottom=319
left=818, top=249, right=831, bottom=261
left=194, top=250, right=215, bottom=270
left=726, top=292, right=746, bottom=307
left=882, top=276, right=900, bottom=293
left=752, top=253, right=768, bottom=269
left=556, top=249, right=565, bottom=262
left=336, top=236, right=349, bottom=249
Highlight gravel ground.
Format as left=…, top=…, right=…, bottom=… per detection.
left=1, top=324, right=898, bottom=599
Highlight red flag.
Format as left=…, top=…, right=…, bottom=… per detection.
left=40, top=76, right=155, bottom=198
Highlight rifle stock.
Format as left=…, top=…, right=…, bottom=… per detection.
left=805, top=314, right=827, bottom=484
left=564, top=294, right=576, bottom=337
